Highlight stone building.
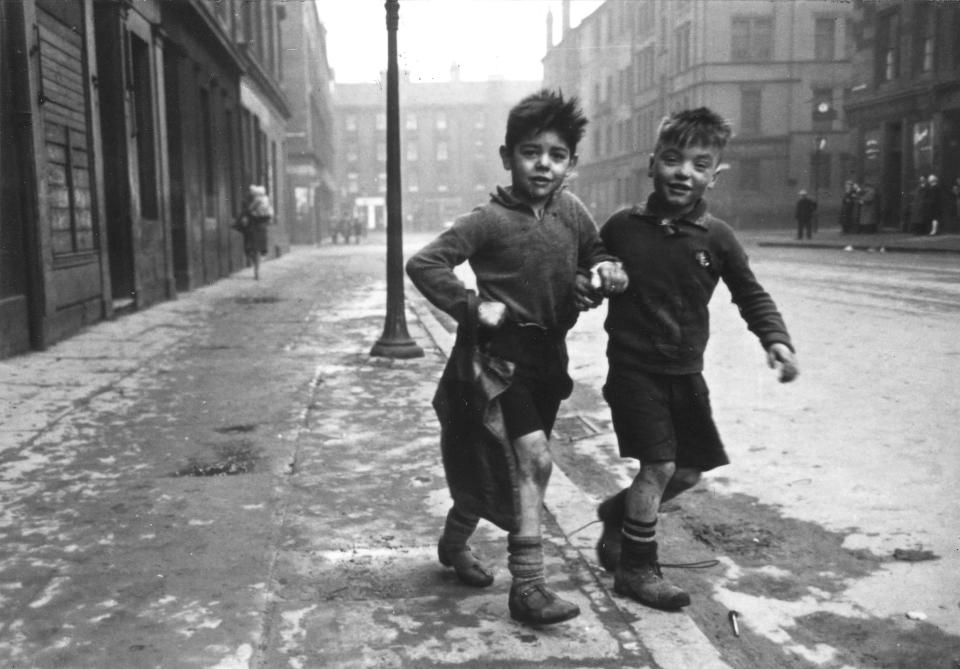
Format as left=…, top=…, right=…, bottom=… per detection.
left=280, top=0, right=336, bottom=245
left=333, top=74, right=539, bottom=233
left=845, top=1, right=960, bottom=231
left=0, top=0, right=289, bottom=359
left=543, top=0, right=855, bottom=228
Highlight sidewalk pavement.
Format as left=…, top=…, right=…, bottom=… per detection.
left=0, top=245, right=730, bottom=668
left=747, top=227, right=960, bottom=254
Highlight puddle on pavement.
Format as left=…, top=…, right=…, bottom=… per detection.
left=233, top=296, right=282, bottom=304
left=215, top=424, right=258, bottom=434
left=172, top=439, right=260, bottom=477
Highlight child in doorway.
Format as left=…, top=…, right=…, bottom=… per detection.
left=406, top=90, right=627, bottom=626
left=590, top=108, right=798, bottom=610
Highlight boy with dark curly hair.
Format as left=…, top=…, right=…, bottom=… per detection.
left=407, top=89, right=627, bottom=625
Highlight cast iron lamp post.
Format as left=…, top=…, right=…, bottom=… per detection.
left=370, top=0, right=424, bottom=359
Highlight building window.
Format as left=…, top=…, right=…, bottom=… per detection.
left=406, top=113, right=417, bottom=130
left=347, top=172, right=359, bottom=193
left=814, top=17, right=836, bottom=60
left=376, top=113, right=386, bottom=130
left=738, top=159, right=762, bottom=191
left=436, top=112, right=447, bottom=131
left=406, top=142, right=418, bottom=161
left=377, top=172, right=386, bottom=193
left=436, top=142, right=448, bottom=161
left=474, top=114, right=485, bottom=130
left=877, top=10, right=899, bottom=82
left=740, top=89, right=762, bottom=135
left=346, top=145, right=358, bottom=162
left=376, top=142, right=386, bottom=161
left=345, top=114, right=357, bottom=132
left=914, top=4, right=935, bottom=73
left=731, top=16, right=772, bottom=61
left=407, top=171, right=419, bottom=192
left=675, top=22, right=691, bottom=73
left=130, top=34, right=158, bottom=219
left=437, top=183, right=449, bottom=193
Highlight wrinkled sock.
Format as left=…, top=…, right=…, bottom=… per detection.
left=507, top=535, right=545, bottom=589
left=439, top=507, right=479, bottom=553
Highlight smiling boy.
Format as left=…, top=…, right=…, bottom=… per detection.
left=593, top=108, right=798, bottom=610
left=406, top=89, right=627, bottom=625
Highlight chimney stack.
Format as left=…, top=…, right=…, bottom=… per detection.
left=562, top=0, right=571, bottom=35
left=546, top=9, right=554, bottom=50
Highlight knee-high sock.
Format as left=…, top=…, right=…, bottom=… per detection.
left=439, top=507, right=479, bottom=552
left=507, top=535, right=544, bottom=588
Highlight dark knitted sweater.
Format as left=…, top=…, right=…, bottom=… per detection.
left=406, top=186, right=615, bottom=333
left=601, top=195, right=793, bottom=375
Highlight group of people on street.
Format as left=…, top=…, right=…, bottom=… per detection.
left=330, top=215, right=365, bottom=244
left=837, top=180, right=880, bottom=235
left=406, top=91, right=798, bottom=627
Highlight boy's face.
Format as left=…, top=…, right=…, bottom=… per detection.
left=500, top=130, right=576, bottom=208
left=648, top=141, right=722, bottom=216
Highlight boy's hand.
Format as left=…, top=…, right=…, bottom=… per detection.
left=592, top=261, right=629, bottom=296
left=766, top=343, right=798, bottom=383
left=477, top=301, right=507, bottom=329
left=574, top=273, right=603, bottom=311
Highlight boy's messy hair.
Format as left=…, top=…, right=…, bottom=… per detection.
left=655, top=107, right=732, bottom=154
left=504, top=89, right=588, bottom=154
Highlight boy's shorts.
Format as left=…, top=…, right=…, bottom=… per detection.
left=499, top=366, right=566, bottom=440
left=486, top=323, right=571, bottom=441
left=603, top=369, right=729, bottom=471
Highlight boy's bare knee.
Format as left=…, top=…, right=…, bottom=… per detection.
left=673, top=467, right=701, bottom=490
left=639, top=460, right=676, bottom=487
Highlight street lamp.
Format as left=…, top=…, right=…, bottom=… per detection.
left=812, top=136, right=826, bottom=234
left=370, top=0, right=424, bottom=359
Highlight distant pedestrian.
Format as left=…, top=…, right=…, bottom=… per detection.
left=351, top=215, right=364, bottom=244
left=858, top=183, right=878, bottom=233
left=839, top=180, right=858, bottom=235
left=922, top=174, right=944, bottom=236
left=795, top=189, right=817, bottom=240
left=592, top=108, right=798, bottom=612
left=233, top=184, right=273, bottom=280
left=906, top=175, right=927, bottom=234
left=406, top=89, right=627, bottom=626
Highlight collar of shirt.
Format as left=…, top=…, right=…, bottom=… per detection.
left=630, top=193, right=710, bottom=232
left=491, top=185, right=566, bottom=219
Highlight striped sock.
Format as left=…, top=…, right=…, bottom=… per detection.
left=621, top=517, right=657, bottom=567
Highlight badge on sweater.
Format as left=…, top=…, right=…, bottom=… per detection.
left=694, top=250, right=712, bottom=268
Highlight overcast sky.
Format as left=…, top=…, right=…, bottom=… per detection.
left=317, top=0, right=603, bottom=84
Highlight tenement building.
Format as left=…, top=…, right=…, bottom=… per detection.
left=0, top=0, right=290, bottom=358
left=543, top=0, right=855, bottom=227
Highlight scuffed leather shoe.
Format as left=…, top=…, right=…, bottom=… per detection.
left=614, top=561, right=690, bottom=610
left=508, top=583, right=580, bottom=625
left=438, top=542, right=494, bottom=588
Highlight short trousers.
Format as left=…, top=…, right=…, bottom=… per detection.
left=499, top=365, right=566, bottom=440
left=603, top=369, right=729, bottom=471
left=485, top=323, right=571, bottom=441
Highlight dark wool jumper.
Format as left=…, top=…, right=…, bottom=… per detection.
left=406, top=186, right=614, bottom=334
left=601, top=194, right=793, bottom=376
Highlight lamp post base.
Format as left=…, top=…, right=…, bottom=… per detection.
left=370, top=336, right=424, bottom=359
